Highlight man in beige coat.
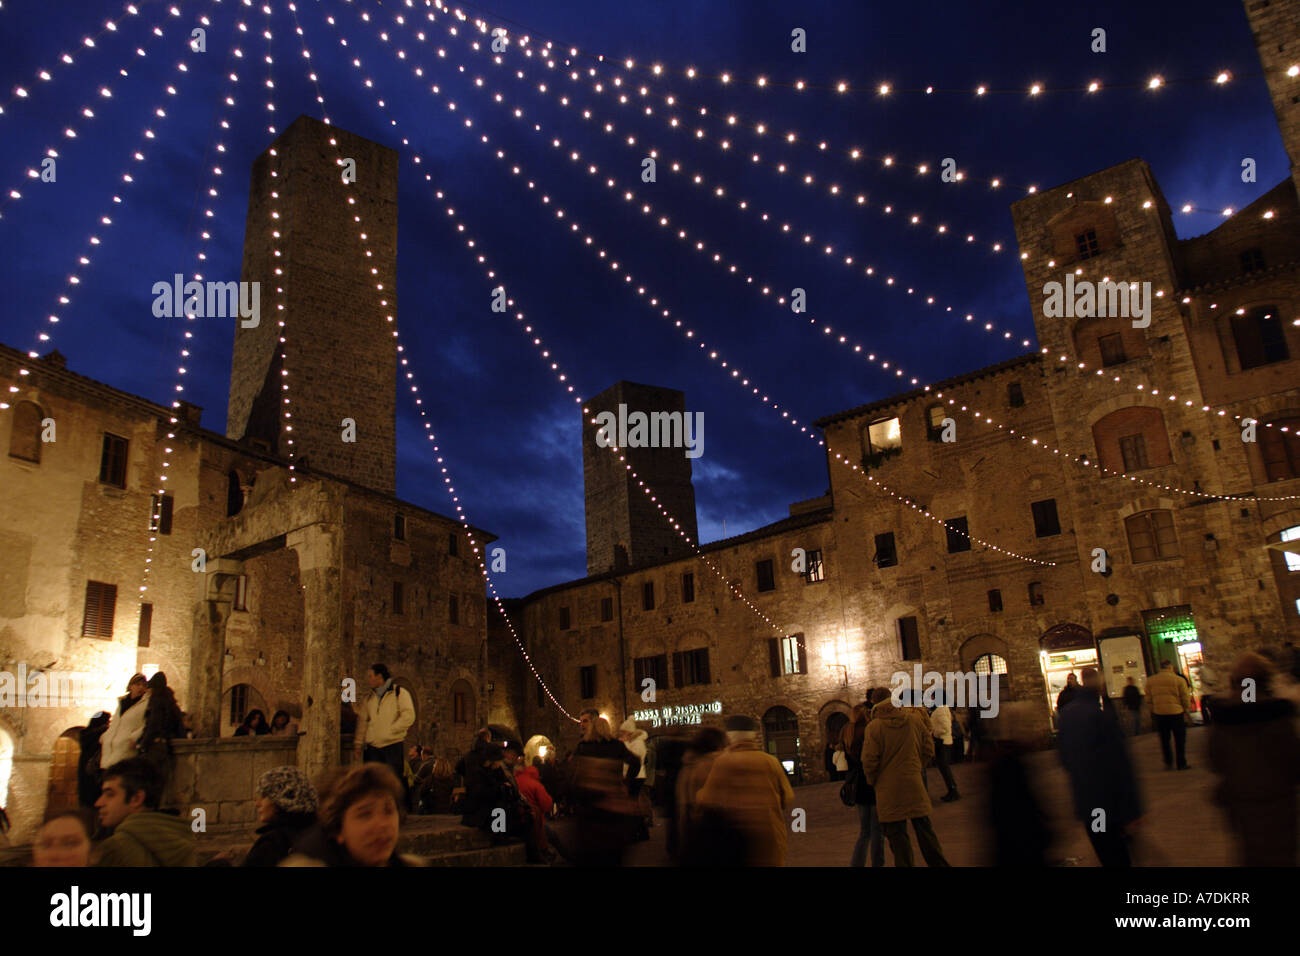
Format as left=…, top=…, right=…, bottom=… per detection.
left=861, top=693, right=950, bottom=866
left=696, top=714, right=795, bottom=866
left=1146, top=660, right=1192, bottom=770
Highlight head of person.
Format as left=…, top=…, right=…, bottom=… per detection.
left=850, top=703, right=866, bottom=724
left=367, top=663, right=391, bottom=690
left=271, top=710, right=291, bottom=730
left=1230, top=651, right=1274, bottom=697
left=1065, top=672, right=1079, bottom=685
left=1159, top=660, right=1173, bottom=671
left=502, top=742, right=523, bottom=767
left=87, top=711, right=111, bottom=732
left=1080, top=667, right=1102, bottom=693
left=33, top=809, right=94, bottom=867
left=254, top=766, right=317, bottom=825
left=688, top=726, right=727, bottom=755
left=243, top=709, right=267, bottom=730
left=869, top=686, right=892, bottom=707
left=319, top=764, right=404, bottom=866
left=618, top=718, right=640, bottom=740
left=126, top=673, right=148, bottom=700
left=579, top=709, right=610, bottom=742
left=723, top=714, right=759, bottom=747
left=96, top=758, right=163, bottom=829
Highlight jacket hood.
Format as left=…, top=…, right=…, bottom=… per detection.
left=871, top=699, right=909, bottom=727
left=114, top=811, right=196, bottom=866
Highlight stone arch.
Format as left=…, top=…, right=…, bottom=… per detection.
left=817, top=698, right=852, bottom=748
left=221, top=678, right=270, bottom=735
left=1262, top=508, right=1300, bottom=541
left=523, top=734, right=554, bottom=764
left=1040, top=622, right=1094, bottom=651
left=1091, top=406, right=1173, bottom=473
left=1083, top=392, right=1168, bottom=429
left=958, top=633, right=1011, bottom=670
left=1117, top=496, right=1179, bottom=521
left=0, top=722, right=14, bottom=809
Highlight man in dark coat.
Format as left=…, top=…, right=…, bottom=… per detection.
left=1057, top=667, right=1143, bottom=866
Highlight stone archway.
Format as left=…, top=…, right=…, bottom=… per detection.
left=45, top=728, right=82, bottom=815
left=0, top=724, right=13, bottom=810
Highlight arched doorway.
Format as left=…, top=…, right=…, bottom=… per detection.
left=762, top=706, right=802, bottom=784
left=825, top=711, right=849, bottom=779
left=222, top=682, right=269, bottom=736
left=46, top=729, right=82, bottom=814
left=523, top=734, right=554, bottom=764
left=1040, top=623, right=1096, bottom=727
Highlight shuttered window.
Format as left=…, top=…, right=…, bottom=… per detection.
left=149, top=494, right=174, bottom=535
left=1126, top=510, right=1180, bottom=563
left=137, top=602, right=153, bottom=647
left=768, top=635, right=807, bottom=677
left=99, top=433, right=128, bottom=488
left=673, top=648, right=710, bottom=686
left=82, top=581, right=118, bottom=639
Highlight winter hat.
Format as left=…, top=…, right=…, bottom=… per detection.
left=619, top=718, right=639, bottom=735
left=257, top=766, right=318, bottom=816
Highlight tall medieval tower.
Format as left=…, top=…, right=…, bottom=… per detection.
left=227, top=115, right=399, bottom=494
left=1244, top=0, right=1300, bottom=202
left=582, top=381, right=700, bottom=575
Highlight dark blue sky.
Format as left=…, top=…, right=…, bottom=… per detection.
left=0, top=0, right=1287, bottom=597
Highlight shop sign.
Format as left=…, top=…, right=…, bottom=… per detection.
left=631, top=700, right=722, bottom=728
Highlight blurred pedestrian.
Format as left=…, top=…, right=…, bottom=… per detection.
left=844, top=695, right=884, bottom=867
left=1121, top=678, right=1144, bottom=736
left=565, top=710, right=641, bottom=866
left=1207, top=651, right=1300, bottom=866
left=653, top=731, right=689, bottom=860
left=507, top=741, right=553, bottom=861
left=675, top=726, right=728, bottom=865
left=618, top=717, right=652, bottom=839
left=282, top=764, right=425, bottom=867
left=987, top=702, right=1053, bottom=866
left=1146, top=660, right=1191, bottom=770
left=32, top=809, right=94, bottom=867
left=696, top=714, right=796, bottom=866
left=929, top=696, right=959, bottom=802
left=1057, top=667, right=1142, bottom=866
left=242, top=766, right=318, bottom=867
left=862, top=693, right=949, bottom=866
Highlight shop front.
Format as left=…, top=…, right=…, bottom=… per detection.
left=1039, top=623, right=1096, bottom=729
left=1142, top=606, right=1204, bottom=722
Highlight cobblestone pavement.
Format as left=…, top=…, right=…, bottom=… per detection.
left=626, top=726, right=1242, bottom=866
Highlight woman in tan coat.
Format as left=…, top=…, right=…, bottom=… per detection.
left=861, top=694, right=950, bottom=866
left=696, top=715, right=795, bottom=866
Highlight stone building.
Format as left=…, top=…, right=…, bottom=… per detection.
left=515, top=4, right=1300, bottom=780
left=0, top=115, right=493, bottom=842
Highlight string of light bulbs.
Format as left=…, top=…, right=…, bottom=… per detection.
left=317, top=9, right=1057, bottom=567
left=140, top=10, right=251, bottom=597
left=286, top=0, right=578, bottom=720
left=2, top=2, right=220, bottom=413
left=0, top=4, right=189, bottom=221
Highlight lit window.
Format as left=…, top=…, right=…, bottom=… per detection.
left=868, top=416, right=902, bottom=453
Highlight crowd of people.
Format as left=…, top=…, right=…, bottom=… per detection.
left=7, top=646, right=1300, bottom=867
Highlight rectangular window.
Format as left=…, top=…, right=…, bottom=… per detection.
left=1126, top=510, right=1180, bottom=563
left=392, top=581, right=404, bottom=615
left=1240, top=248, right=1265, bottom=274
left=230, top=684, right=248, bottom=726
left=82, top=581, right=117, bottom=639
left=559, top=606, right=571, bottom=630
left=99, top=433, right=128, bottom=488
left=781, top=635, right=805, bottom=675
left=642, top=581, right=655, bottom=610
left=394, top=514, right=406, bottom=541
left=233, top=574, right=248, bottom=612
left=449, top=593, right=460, bottom=625
left=579, top=665, right=597, bottom=699
left=926, top=404, right=946, bottom=441
left=673, top=648, right=711, bottom=687
left=988, top=589, right=1003, bottom=613
left=453, top=691, right=468, bottom=723
left=137, top=602, right=153, bottom=648
left=634, top=654, right=669, bottom=692
left=874, top=532, right=898, bottom=568
left=756, top=559, right=776, bottom=592
left=448, top=532, right=459, bottom=556
left=600, top=596, right=614, bottom=622
left=1233, top=305, right=1290, bottom=370
left=149, top=494, right=174, bottom=535
left=1119, top=433, right=1150, bottom=472
left=945, top=516, right=971, bottom=554
left=1028, top=581, right=1045, bottom=606
left=681, top=572, right=695, bottom=603
left=898, top=616, right=921, bottom=661
left=1098, top=332, right=1128, bottom=367
left=1007, top=382, right=1025, bottom=408
left=867, top=416, right=902, bottom=453
left=1075, top=229, right=1099, bottom=260
left=1031, top=498, right=1061, bottom=537
left=804, top=549, right=825, bottom=583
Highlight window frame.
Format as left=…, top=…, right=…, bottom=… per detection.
left=681, top=572, right=696, bottom=603
left=81, top=580, right=118, bottom=639
left=8, top=401, right=42, bottom=463
left=579, top=665, right=597, bottom=700
left=755, top=559, right=776, bottom=593
left=1118, top=433, right=1150, bottom=472
left=874, top=531, right=898, bottom=568
left=898, top=616, right=921, bottom=661
left=945, top=516, right=971, bottom=554
left=99, top=433, right=129, bottom=488
left=1126, top=510, right=1180, bottom=563
left=1098, top=332, right=1128, bottom=368
left=1031, top=498, right=1061, bottom=538
left=803, top=549, right=825, bottom=583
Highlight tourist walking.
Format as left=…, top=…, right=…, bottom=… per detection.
left=862, top=693, right=950, bottom=866
left=242, top=767, right=319, bottom=867
left=929, top=697, right=960, bottom=802
left=99, top=673, right=149, bottom=772
left=94, top=757, right=196, bottom=866
left=1146, top=660, right=1192, bottom=769
left=695, top=714, right=796, bottom=866
left=565, top=710, right=641, bottom=866
left=675, top=726, right=728, bottom=865
left=987, top=702, right=1053, bottom=866
left=352, top=664, right=415, bottom=786
left=618, top=717, right=652, bottom=839
left=843, top=695, right=885, bottom=866
left=1057, top=667, right=1142, bottom=866
left=1207, top=652, right=1300, bottom=866
left=1121, top=677, right=1144, bottom=736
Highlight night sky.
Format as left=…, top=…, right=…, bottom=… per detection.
left=0, top=0, right=1287, bottom=597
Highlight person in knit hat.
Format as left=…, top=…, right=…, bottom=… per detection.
left=241, top=766, right=319, bottom=867
left=618, top=717, right=652, bottom=840
left=695, top=714, right=795, bottom=866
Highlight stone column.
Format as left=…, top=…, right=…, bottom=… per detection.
left=288, top=523, right=343, bottom=780
left=189, top=562, right=240, bottom=738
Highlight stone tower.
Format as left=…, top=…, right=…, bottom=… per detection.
left=1243, top=0, right=1300, bottom=201
left=582, top=381, right=700, bottom=575
left=227, top=115, right=398, bottom=494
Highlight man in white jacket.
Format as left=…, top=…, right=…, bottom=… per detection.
left=928, top=701, right=959, bottom=803
left=98, top=674, right=150, bottom=771
left=352, top=664, right=415, bottom=789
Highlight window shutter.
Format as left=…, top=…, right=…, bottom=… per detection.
left=796, top=636, right=807, bottom=675
left=698, top=650, right=711, bottom=685
left=657, top=654, right=668, bottom=687
left=768, top=638, right=781, bottom=677
left=672, top=652, right=684, bottom=688
left=82, top=583, right=101, bottom=637
left=159, top=494, right=174, bottom=535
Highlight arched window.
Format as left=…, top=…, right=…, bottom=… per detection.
left=8, top=401, right=42, bottom=463
left=973, top=653, right=1008, bottom=676
left=1092, top=407, right=1172, bottom=474
left=1126, top=510, right=1180, bottom=563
